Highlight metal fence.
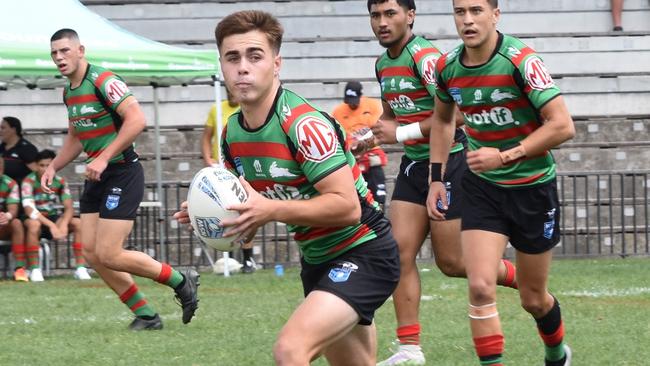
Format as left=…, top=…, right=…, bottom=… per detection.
left=44, top=170, right=650, bottom=271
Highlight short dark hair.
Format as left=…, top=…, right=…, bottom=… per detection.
left=37, top=149, right=57, bottom=162
left=367, top=0, right=416, bottom=28
left=50, top=28, right=79, bottom=42
left=452, top=0, right=498, bottom=8
left=367, top=0, right=416, bottom=12
left=2, top=116, right=22, bottom=137
left=215, top=11, right=284, bottom=54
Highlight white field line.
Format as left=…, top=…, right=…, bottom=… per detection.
left=559, top=287, right=650, bottom=298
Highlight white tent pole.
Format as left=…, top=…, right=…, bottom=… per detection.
left=152, top=84, right=166, bottom=262
left=213, top=75, right=230, bottom=277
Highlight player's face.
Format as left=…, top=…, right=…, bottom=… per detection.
left=36, top=158, right=52, bottom=177
left=219, top=30, right=281, bottom=107
left=452, top=0, right=500, bottom=49
left=370, top=0, right=415, bottom=49
left=50, top=37, right=85, bottom=77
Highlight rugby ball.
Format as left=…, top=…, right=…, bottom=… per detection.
left=187, top=166, right=248, bottom=251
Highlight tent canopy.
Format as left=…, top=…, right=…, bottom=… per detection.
left=0, top=0, right=219, bottom=89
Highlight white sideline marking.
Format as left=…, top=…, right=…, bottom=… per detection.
left=560, top=287, right=650, bottom=298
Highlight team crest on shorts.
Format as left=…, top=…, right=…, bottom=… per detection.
left=105, top=194, right=120, bottom=210
left=328, top=261, right=358, bottom=283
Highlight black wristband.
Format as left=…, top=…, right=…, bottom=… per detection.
left=499, top=141, right=521, bottom=152
left=430, top=163, right=443, bottom=182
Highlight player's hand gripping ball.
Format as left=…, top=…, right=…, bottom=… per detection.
left=187, top=167, right=248, bottom=251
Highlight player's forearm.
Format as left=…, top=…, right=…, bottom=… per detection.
left=270, top=193, right=361, bottom=227
left=99, top=111, right=145, bottom=162
left=7, top=204, right=18, bottom=219
left=429, top=119, right=455, bottom=164
left=519, top=117, right=575, bottom=158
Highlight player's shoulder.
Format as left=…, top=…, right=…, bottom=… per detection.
left=436, top=43, right=463, bottom=74
left=1, top=174, right=16, bottom=186
left=496, top=33, right=539, bottom=66
left=22, top=172, right=37, bottom=183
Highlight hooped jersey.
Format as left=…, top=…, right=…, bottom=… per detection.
left=221, top=87, right=388, bottom=264
left=0, top=175, right=20, bottom=212
left=435, top=33, right=561, bottom=188
left=21, top=172, right=71, bottom=217
left=375, top=35, right=465, bottom=161
left=63, top=64, right=138, bottom=164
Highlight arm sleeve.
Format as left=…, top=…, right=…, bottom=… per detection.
left=516, top=53, right=562, bottom=110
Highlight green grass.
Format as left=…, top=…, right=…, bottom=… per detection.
left=1, top=258, right=649, bottom=365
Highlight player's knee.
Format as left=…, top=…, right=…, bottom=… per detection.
left=11, top=218, right=24, bottom=230
left=94, top=248, right=120, bottom=268
left=273, top=336, right=307, bottom=366
left=519, top=290, right=549, bottom=316
left=24, top=219, right=41, bottom=233
left=435, top=256, right=465, bottom=278
left=467, top=278, right=497, bottom=304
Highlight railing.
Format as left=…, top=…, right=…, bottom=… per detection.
left=46, top=170, right=650, bottom=271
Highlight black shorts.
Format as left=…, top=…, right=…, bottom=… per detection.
left=460, top=171, right=561, bottom=254
left=363, top=166, right=387, bottom=206
left=80, top=162, right=144, bottom=220
left=300, top=233, right=400, bottom=326
left=391, top=150, right=467, bottom=219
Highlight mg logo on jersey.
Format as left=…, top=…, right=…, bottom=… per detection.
left=463, top=107, right=519, bottom=126
left=525, top=57, right=555, bottom=91
left=421, top=54, right=438, bottom=87
left=388, top=95, right=416, bottom=111
left=296, top=116, right=338, bottom=162
left=105, top=78, right=129, bottom=103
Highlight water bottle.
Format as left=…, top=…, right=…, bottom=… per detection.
left=436, top=182, right=452, bottom=212
left=274, top=264, right=284, bottom=277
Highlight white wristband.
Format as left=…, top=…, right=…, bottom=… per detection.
left=395, top=123, right=424, bottom=143
left=29, top=210, right=40, bottom=220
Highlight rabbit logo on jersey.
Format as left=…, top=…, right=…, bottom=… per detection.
left=195, top=216, right=225, bottom=239
left=296, top=116, right=337, bottom=162
left=328, top=261, right=359, bottom=283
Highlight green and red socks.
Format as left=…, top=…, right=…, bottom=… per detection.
left=72, top=242, right=86, bottom=268
left=535, top=296, right=567, bottom=366
left=473, top=334, right=504, bottom=366
left=500, top=259, right=518, bottom=289
left=397, top=323, right=421, bottom=346
left=119, top=283, right=156, bottom=318
left=25, top=245, right=40, bottom=270
left=155, top=263, right=184, bottom=289
left=12, top=243, right=26, bottom=269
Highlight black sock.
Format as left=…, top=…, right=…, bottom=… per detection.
left=243, top=248, right=253, bottom=262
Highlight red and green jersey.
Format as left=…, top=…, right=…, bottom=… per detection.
left=0, top=175, right=20, bottom=212
left=63, top=64, right=138, bottom=164
left=435, top=33, right=561, bottom=187
left=21, top=172, right=72, bottom=217
left=222, top=87, right=385, bottom=264
left=376, top=35, right=464, bottom=161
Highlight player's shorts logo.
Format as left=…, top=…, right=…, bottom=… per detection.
left=195, top=216, right=224, bottom=239
left=296, top=116, right=338, bottom=162
left=328, top=261, right=358, bottom=283
left=105, top=194, right=120, bottom=210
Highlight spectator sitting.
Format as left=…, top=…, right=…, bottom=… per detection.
left=332, top=81, right=388, bottom=210
left=22, top=149, right=91, bottom=281
left=0, top=157, right=27, bottom=281
left=0, top=116, right=38, bottom=184
left=611, top=0, right=624, bottom=31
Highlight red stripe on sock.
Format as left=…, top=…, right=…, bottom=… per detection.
left=119, top=284, right=139, bottom=303
left=12, top=244, right=25, bottom=260
left=397, top=323, right=421, bottom=345
left=72, top=242, right=83, bottom=251
left=130, top=299, right=147, bottom=312
left=502, top=259, right=518, bottom=289
left=538, top=320, right=564, bottom=346
left=156, top=263, right=172, bottom=284
left=473, top=334, right=504, bottom=357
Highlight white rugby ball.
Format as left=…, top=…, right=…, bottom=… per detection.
left=187, top=166, right=247, bottom=251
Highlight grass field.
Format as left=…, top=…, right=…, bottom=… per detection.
left=1, top=257, right=649, bottom=365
